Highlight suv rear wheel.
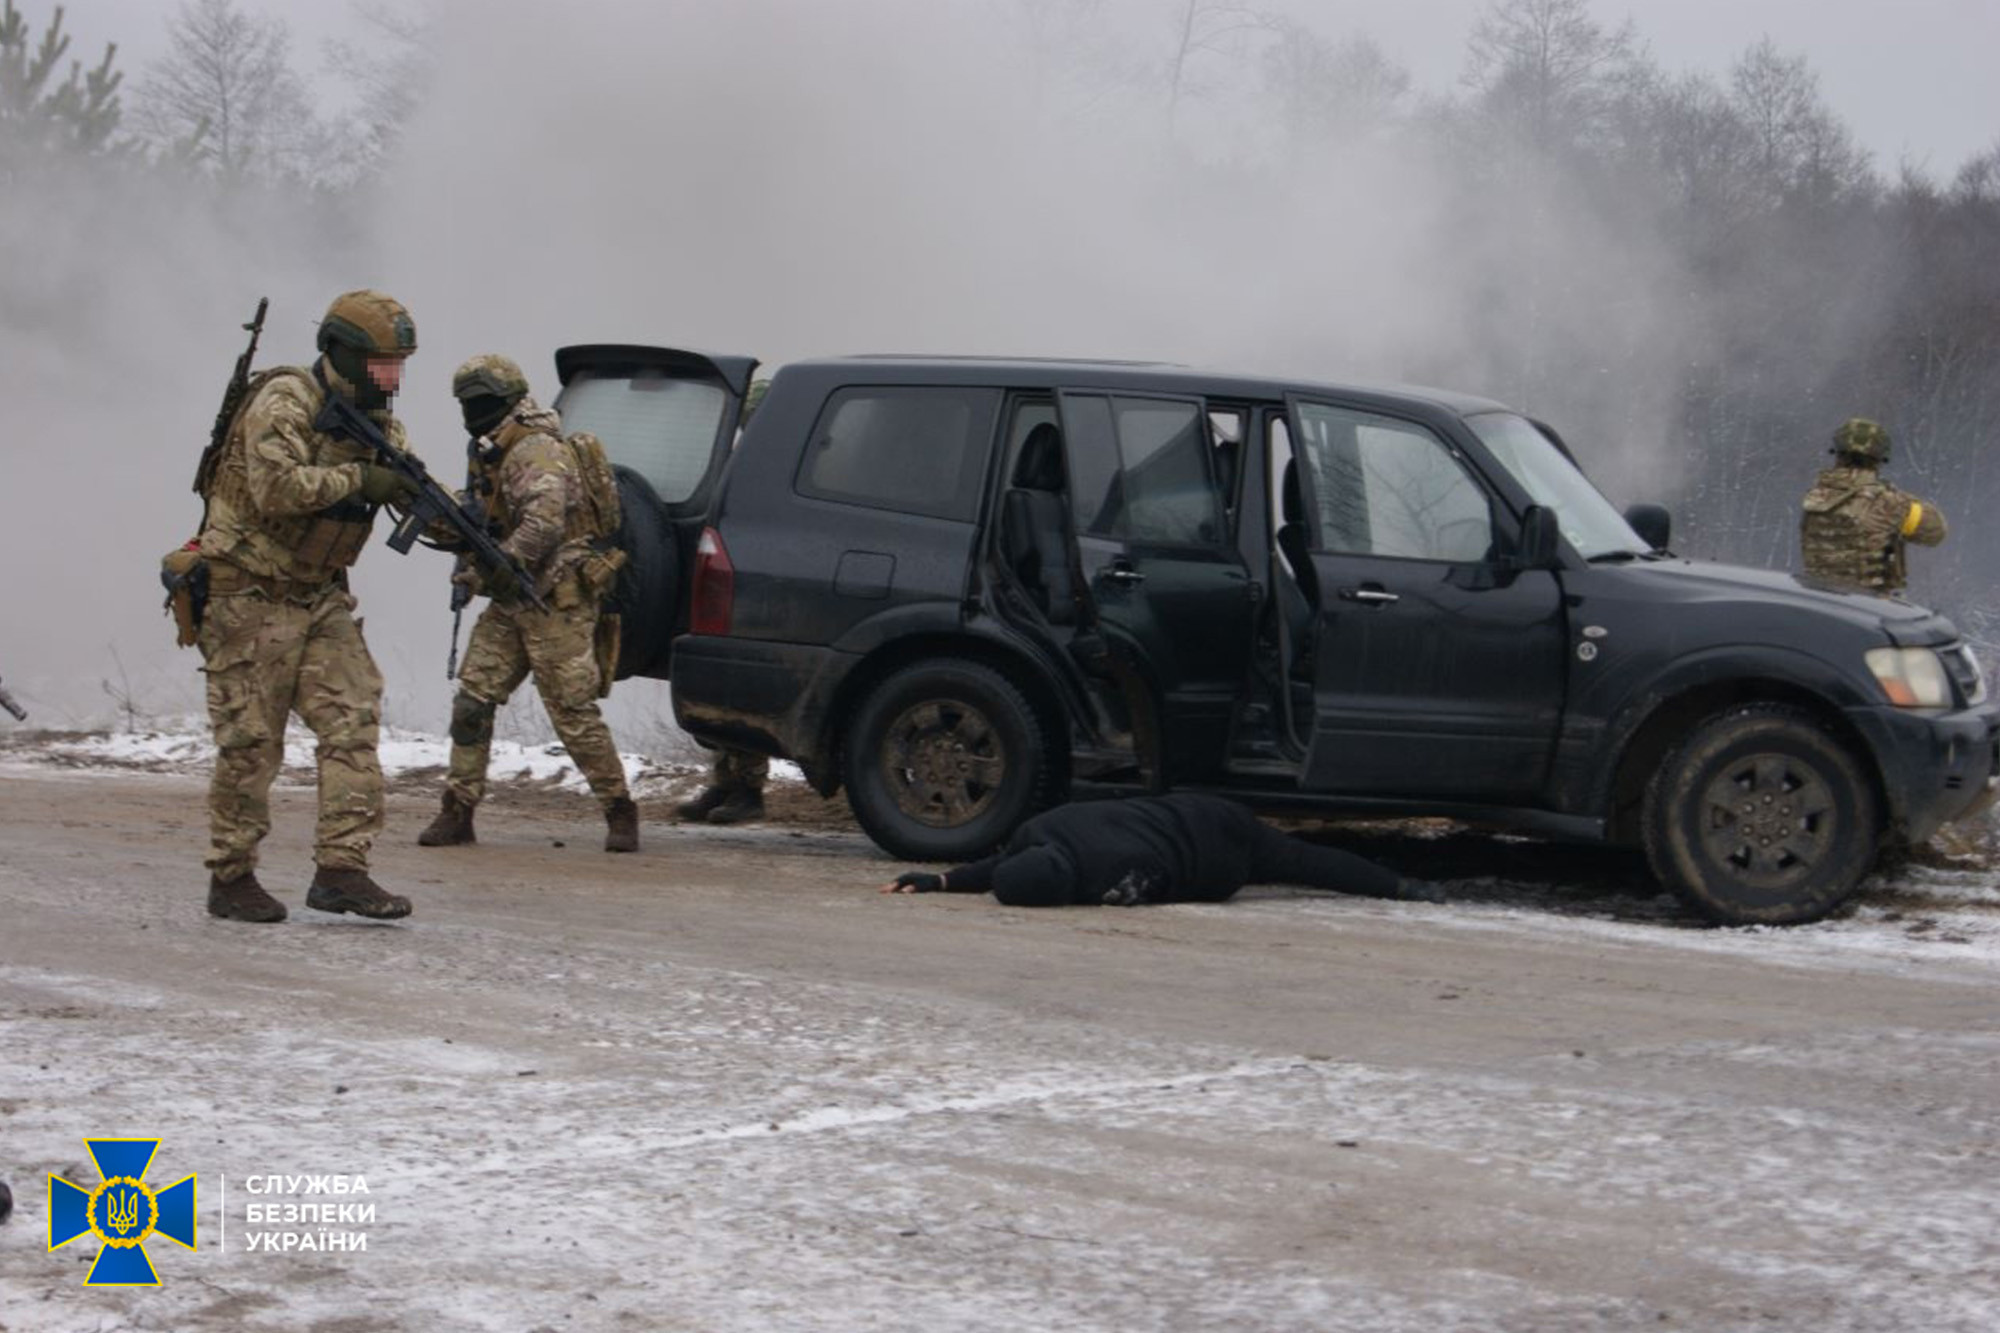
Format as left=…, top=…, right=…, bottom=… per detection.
left=1641, top=703, right=1878, bottom=925
left=843, top=660, right=1055, bottom=862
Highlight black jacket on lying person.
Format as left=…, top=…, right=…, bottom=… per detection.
left=907, top=793, right=1416, bottom=907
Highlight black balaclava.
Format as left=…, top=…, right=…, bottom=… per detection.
left=460, top=393, right=518, bottom=438
left=325, top=342, right=393, bottom=412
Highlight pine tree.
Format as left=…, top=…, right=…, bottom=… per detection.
left=0, top=1, right=124, bottom=167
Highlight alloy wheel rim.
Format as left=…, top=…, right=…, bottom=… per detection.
left=1697, top=751, right=1835, bottom=889
left=881, top=699, right=1007, bottom=828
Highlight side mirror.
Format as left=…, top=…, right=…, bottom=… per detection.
left=1515, top=505, right=1560, bottom=570
left=1625, top=503, right=1671, bottom=551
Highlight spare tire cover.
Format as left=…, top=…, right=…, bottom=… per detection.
left=609, top=466, right=678, bottom=680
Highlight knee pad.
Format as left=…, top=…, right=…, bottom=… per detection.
left=449, top=692, right=496, bottom=747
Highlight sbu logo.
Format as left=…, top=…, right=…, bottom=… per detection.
left=49, top=1139, right=197, bottom=1286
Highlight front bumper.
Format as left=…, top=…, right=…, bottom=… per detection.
left=1845, top=702, right=2000, bottom=841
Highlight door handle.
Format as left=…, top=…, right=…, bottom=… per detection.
left=1340, top=586, right=1399, bottom=606
left=1104, top=562, right=1146, bottom=586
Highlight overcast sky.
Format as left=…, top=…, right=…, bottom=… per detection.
left=61, top=0, right=2000, bottom=174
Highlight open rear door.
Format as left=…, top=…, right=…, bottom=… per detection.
left=552, top=344, right=758, bottom=679
left=1054, top=388, right=1257, bottom=785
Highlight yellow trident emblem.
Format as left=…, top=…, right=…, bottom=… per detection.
left=107, top=1185, right=143, bottom=1235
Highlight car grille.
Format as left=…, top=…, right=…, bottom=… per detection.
left=1942, top=642, right=1989, bottom=706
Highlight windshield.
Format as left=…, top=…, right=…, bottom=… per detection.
left=556, top=369, right=728, bottom=504
left=1464, top=412, right=1648, bottom=560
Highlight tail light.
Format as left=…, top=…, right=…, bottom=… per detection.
left=689, top=526, right=735, bottom=636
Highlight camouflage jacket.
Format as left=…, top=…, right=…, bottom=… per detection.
left=474, top=397, right=594, bottom=597
left=1799, top=466, right=1947, bottom=594
left=200, top=363, right=410, bottom=588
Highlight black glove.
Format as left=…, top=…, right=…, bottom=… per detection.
left=356, top=463, right=418, bottom=507
left=893, top=871, right=945, bottom=893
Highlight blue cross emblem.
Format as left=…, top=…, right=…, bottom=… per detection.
left=49, top=1139, right=198, bottom=1286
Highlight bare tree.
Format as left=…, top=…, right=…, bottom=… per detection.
left=1161, top=0, right=1264, bottom=136
left=1261, top=24, right=1409, bottom=157
left=1951, top=141, right=2000, bottom=206
left=1463, top=0, right=1637, bottom=153
left=1728, top=38, right=1869, bottom=209
left=321, top=0, right=435, bottom=180
left=1639, top=70, right=1760, bottom=238
left=133, top=0, right=315, bottom=180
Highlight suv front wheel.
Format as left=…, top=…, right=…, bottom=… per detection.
left=1641, top=702, right=1879, bottom=925
left=843, top=660, right=1056, bottom=862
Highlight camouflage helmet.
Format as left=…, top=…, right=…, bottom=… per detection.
left=1832, top=417, right=1891, bottom=466
left=742, top=378, right=771, bottom=423
left=452, top=354, right=530, bottom=404
left=317, top=290, right=417, bottom=358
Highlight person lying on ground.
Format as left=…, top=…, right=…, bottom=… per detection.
left=880, top=792, right=1444, bottom=907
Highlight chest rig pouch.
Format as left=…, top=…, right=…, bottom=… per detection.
left=294, top=496, right=377, bottom=570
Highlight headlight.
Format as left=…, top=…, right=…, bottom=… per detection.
left=1866, top=647, right=1953, bottom=708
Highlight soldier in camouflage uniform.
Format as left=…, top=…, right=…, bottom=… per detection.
left=678, top=379, right=771, bottom=826
left=418, top=355, right=640, bottom=853
left=1799, top=418, right=1947, bottom=596
left=197, top=290, right=425, bottom=924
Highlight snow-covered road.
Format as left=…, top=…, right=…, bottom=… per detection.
left=1, top=758, right=1996, bottom=1332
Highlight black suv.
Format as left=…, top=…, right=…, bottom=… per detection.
left=550, top=347, right=1998, bottom=926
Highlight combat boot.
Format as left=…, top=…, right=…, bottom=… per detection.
left=706, top=789, right=765, bottom=826
left=208, top=871, right=287, bottom=923
left=417, top=792, right=476, bottom=846
left=675, top=786, right=728, bottom=822
left=306, top=868, right=413, bottom=920
left=604, top=797, right=640, bottom=853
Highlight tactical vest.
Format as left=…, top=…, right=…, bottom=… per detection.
left=201, top=367, right=381, bottom=584
left=1800, top=469, right=1902, bottom=592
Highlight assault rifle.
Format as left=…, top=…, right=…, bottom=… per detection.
left=312, top=395, right=547, bottom=614
left=0, top=675, right=26, bottom=722
left=192, top=297, right=269, bottom=507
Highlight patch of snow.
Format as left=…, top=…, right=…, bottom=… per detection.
left=0, top=723, right=804, bottom=794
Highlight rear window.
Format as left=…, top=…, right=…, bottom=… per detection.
left=796, top=386, right=999, bottom=521
left=557, top=369, right=728, bottom=504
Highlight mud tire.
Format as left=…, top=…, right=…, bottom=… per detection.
left=843, top=660, right=1056, bottom=862
left=1642, top=703, right=1879, bottom=925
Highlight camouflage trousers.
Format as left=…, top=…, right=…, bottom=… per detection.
left=200, top=582, right=384, bottom=879
left=447, top=597, right=628, bottom=809
left=711, top=747, right=768, bottom=793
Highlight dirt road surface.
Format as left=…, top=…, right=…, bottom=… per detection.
left=2, top=765, right=1998, bottom=1332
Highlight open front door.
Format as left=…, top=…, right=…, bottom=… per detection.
left=1055, top=390, right=1256, bottom=784
left=1285, top=395, right=1567, bottom=801
left=552, top=344, right=758, bottom=679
